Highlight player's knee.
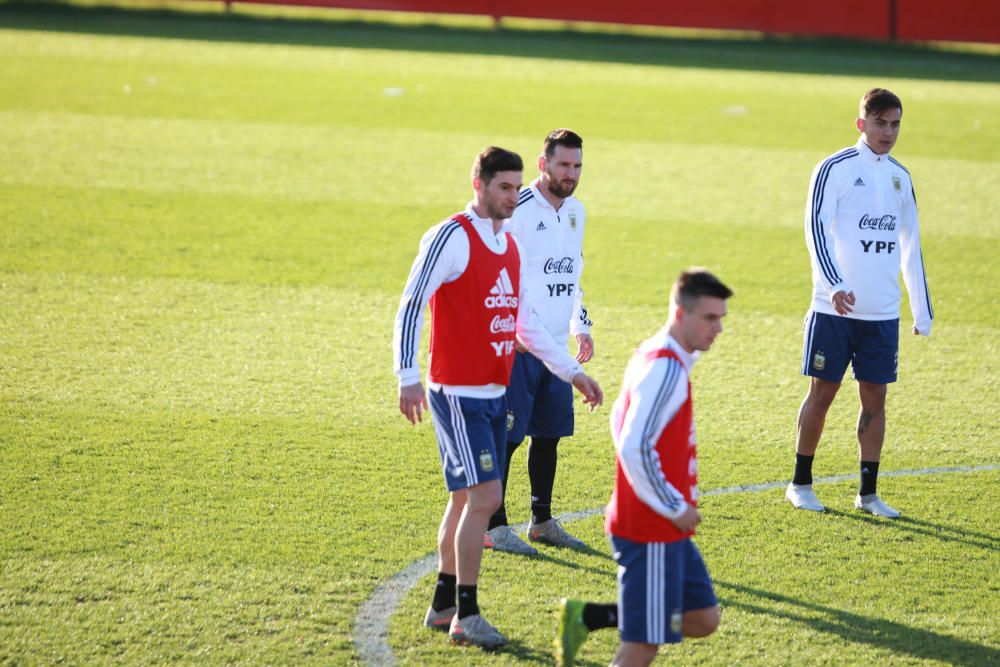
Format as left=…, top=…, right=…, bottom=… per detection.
left=808, top=378, right=840, bottom=407
left=683, top=606, right=720, bottom=638
left=466, top=481, right=503, bottom=515
left=633, top=643, right=658, bottom=666
left=858, top=381, right=887, bottom=409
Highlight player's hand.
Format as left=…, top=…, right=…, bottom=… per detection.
left=399, top=382, right=428, bottom=425
left=671, top=505, right=702, bottom=532
left=571, top=372, right=603, bottom=412
left=575, top=333, right=595, bottom=363
left=831, top=290, right=856, bottom=315
left=913, top=325, right=920, bottom=335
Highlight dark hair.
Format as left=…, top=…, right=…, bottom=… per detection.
left=860, top=88, right=902, bottom=118
left=543, top=128, right=583, bottom=158
left=471, top=146, right=523, bottom=184
left=671, top=268, right=733, bottom=310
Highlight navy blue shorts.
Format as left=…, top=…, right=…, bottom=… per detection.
left=802, top=311, right=899, bottom=384
left=612, top=536, right=717, bottom=645
left=427, top=388, right=507, bottom=492
left=504, top=351, right=574, bottom=444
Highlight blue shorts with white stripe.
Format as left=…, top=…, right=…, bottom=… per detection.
left=427, top=387, right=507, bottom=492
left=612, top=535, right=716, bottom=645
left=802, top=311, right=899, bottom=384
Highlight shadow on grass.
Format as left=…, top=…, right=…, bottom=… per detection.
left=525, top=549, right=615, bottom=578
left=824, top=508, right=999, bottom=551
left=501, top=637, right=559, bottom=664
left=1, top=0, right=998, bottom=83
left=716, top=580, right=1000, bottom=666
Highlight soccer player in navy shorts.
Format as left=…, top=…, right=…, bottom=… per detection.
left=487, top=129, right=596, bottom=555
left=787, top=88, right=933, bottom=518
left=393, top=147, right=602, bottom=650
left=557, top=269, right=731, bottom=666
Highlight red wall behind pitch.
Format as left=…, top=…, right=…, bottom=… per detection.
left=897, top=0, right=1000, bottom=43
left=496, top=0, right=888, bottom=40
left=222, top=0, right=1000, bottom=44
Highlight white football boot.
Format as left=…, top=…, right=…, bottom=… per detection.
left=449, top=613, right=508, bottom=649
left=528, top=518, right=587, bottom=549
left=785, top=483, right=826, bottom=511
left=855, top=493, right=901, bottom=518
left=423, top=605, right=455, bottom=632
left=487, top=525, right=539, bottom=556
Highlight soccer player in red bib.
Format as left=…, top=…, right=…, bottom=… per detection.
left=556, top=269, right=732, bottom=667
left=393, top=147, right=602, bottom=650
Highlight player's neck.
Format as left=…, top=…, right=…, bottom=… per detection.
left=861, top=137, right=890, bottom=156
left=667, top=323, right=695, bottom=354
left=537, top=179, right=566, bottom=211
left=471, top=203, right=504, bottom=234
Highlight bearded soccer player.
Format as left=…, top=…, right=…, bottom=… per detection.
left=557, top=269, right=730, bottom=667
left=392, top=147, right=602, bottom=650
left=486, top=129, right=596, bottom=555
left=786, top=88, right=933, bottom=518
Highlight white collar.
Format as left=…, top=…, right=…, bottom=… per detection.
left=856, top=137, right=891, bottom=164
left=464, top=202, right=505, bottom=238
left=529, top=178, right=572, bottom=213
left=665, top=333, right=698, bottom=371
left=643, top=328, right=698, bottom=371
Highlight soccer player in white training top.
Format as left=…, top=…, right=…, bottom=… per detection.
left=486, top=129, right=596, bottom=555
left=787, top=88, right=933, bottom=518
left=393, top=146, right=602, bottom=650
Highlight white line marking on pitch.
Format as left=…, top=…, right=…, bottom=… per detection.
left=354, top=465, right=999, bottom=666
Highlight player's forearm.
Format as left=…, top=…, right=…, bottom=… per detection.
left=515, top=312, right=582, bottom=383
left=901, top=248, right=933, bottom=333
left=805, top=167, right=849, bottom=293
left=617, top=441, right=689, bottom=520
left=393, top=300, right=424, bottom=385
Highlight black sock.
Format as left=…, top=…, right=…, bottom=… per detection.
left=457, top=584, right=479, bottom=619
left=793, top=453, right=814, bottom=486
left=431, top=572, right=456, bottom=612
left=528, top=437, right=559, bottom=524
left=488, top=440, right=521, bottom=531
left=860, top=460, right=880, bottom=496
left=582, top=603, right=618, bottom=631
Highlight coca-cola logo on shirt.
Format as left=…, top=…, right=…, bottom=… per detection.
left=544, top=257, right=575, bottom=274
left=858, top=214, right=897, bottom=231
left=490, top=314, right=516, bottom=334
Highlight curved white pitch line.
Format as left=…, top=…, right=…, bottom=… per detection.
left=353, top=465, right=999, bottom=665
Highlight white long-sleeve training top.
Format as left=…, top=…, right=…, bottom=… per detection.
left=805, top=138, right=933, bottom=334
left=393, top=203, right=583, bottom=399
left=609, top=328, right=696, bottom=521
left=505, top=179, right=592, bottom=346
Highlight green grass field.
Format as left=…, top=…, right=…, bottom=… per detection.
left=1, top=2, right=998, bottom=664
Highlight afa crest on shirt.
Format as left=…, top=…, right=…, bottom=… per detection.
left=813, top=351, right=826, bottom=371
left=506, top=411, right=515, bottom=432
left=892, top=175, right=902, bottom=193
left=568, top=210, right=577, bottom=229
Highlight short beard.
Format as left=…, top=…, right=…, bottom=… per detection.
left=546, top=179, right=576, bottom=199
left=484, top=199, right=508, bottom=221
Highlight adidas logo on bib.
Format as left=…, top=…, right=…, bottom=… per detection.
left=484, top=267, right=518, bottom=309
